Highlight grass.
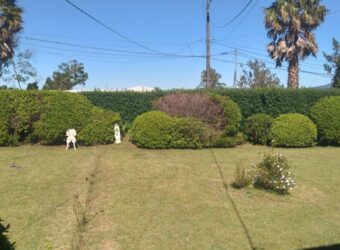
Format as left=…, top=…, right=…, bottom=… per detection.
left=0, top=142, right=339, bottom=249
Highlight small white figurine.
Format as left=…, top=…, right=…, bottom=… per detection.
left=114, top=124, right=121, bottom=144
left=66, top=129, right=77, bottom=150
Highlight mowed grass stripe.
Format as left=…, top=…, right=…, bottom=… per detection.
left=81, top=145, right=250, bottom=249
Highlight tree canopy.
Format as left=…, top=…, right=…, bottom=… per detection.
left=1, top=50, right=37, bottom=89
left=323, top=38, right=340, bottom=88
left=0, top=0, right=23, bottom=71
left=43, top=60, right=88, bottom=90
left=264, top=0, right=327, bottom=88
left=238, top=59, right=281, bottom=88
left=199, top=68, right=225, bottom=88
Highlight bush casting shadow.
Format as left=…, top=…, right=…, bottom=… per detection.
left=302, top=244, right=340, bottom=250
left=0, top=219, right=15, bottom=250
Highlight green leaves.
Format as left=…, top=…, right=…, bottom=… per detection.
left=43, top=60, right=88, bottom=90
left=264, top=0, right=327, bottom=87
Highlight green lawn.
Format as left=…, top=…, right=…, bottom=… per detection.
left=0, top=143, right=339, bottom=249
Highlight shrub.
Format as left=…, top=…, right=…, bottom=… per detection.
left=32, top=92, right=95, bottom=144
left=0, top=91, right=44, bottom=145
left=213, top=132, right=246, bottom=148
left=252, top=153, right=296, bottom=195
left=270, top=114, right=317, bottom=147
left=310, top=96, right=340, bottom=145
left=208, top=93, right=242, bottom=136
left=78, top=108, right=121, bottom=146
left=171, top=117, right=207, bottom=149
left=0, top=91, right=11, bottom=146
left=8, top=91, right=44, bottom=142
left=232, top=166, right=252, bottom=189
left=130, top=111, right=173, bottom=149
left=154, top=93, right=226, bottom=129
left=244, top=114, right=273, bottom=145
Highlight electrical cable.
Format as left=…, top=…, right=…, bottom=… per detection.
left=65, top=0, right=174, bottom=56
left=211, top=0, right=254, bottom=29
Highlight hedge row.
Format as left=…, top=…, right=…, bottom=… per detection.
left=82, top=91, right=165, bottom=123
left=0, top=90, right=121, bottom=146
left=82, top=88, right=340, bottom=123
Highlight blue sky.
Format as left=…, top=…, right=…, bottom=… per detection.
left=15, top=0, right=340, bottom=89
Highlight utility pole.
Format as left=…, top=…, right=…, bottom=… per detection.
left=206, top=0, right=211, bottom=88
left=233, top=49, right=238, bottom=88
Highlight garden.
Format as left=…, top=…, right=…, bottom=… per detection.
left=1, top=89, right=340, bottom=249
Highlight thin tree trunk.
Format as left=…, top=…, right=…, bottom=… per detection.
left=288, top=56, right=299, bottom=88
left=11, top=58, right=22, bottom=89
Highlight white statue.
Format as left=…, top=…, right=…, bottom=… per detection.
left=66, top=129, right=77, bottom=150
left=114, top=124, right=121, bottom=144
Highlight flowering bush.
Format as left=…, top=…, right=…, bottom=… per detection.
left=252, top=153, right=296, bottom=194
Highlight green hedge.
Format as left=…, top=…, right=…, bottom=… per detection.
left=130, top=111, right=173, bottom=149
left=0, top=90, right=45, bottom=145
left=310, top=96, right=340, bottom=145
left=82, top=89, right=340, bottom=123
left=244, top=114, right=273, bottom=145
left=0, top=91, right=11, bottom=145
left=0, top=90, right=121, bottom=146
left=82, top=91, right=165, bottom=123
left=209, top=93, right=242, bottom=136
left=78, top=107, right=121, bottom=146
left=270, top=114, right=317, bottom=147
left=171, top=117, right=208, bottom=149
left=32, top=91, right=94, bottom=144
left=130, top=110, right=244, bottom=149
left=216, top=88, right=340, bottom=118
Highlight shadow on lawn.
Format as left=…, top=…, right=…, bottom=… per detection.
left=302, top=244, right=340, bottom=250
left=0, top=219, right=15, bottom=250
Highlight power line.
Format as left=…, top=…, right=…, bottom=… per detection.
left=22, top=35, right=329, bottom=78
left=212, top=40, right=328, bottom=69
left=20, top=35, right=231, bottom=61
left=236, top=52, right=331, bottom=78
left=211, top=0, right=254, bottom=29
left=226, top=0, right=259, bottom=36
left=64, top=0, right=169, bottom=55
left=20, top=36, right=162, bottom=56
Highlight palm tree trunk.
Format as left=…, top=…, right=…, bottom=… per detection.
left=288, top=56, right=299, bottom=88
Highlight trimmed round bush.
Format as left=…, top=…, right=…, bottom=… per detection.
left=270, top=114, right=317, bottom=147
left=244, top=114, right=273, bottom=145
left=32, top=91, right=94, bottom=144
left=171, top=117, right=208, bottom=149
left=310, top=96, right=340, bottom=145
left=154, top=92, right=242, bottom=136
left=78, top=108, right=121, bottom=146
left=130, top=111, right=173, bottom=149
left=208, top=93, right=242, bottom=136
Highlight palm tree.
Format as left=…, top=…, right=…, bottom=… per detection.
left=0, top=0, right=23, bottom=70
left=264, top=0, right=327, bottom=88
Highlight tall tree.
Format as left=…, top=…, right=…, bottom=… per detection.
left=0, top=0, right=23, bottom=72
left=264, top=0, right=327, bottom=88
left=238, top=59, right=281, bottom=88
left=323, top=38, right=340, bottom=88
left=199, top=68, right=225, bottom=88
left=26, top=81, right=38, bottom=90
left=43, top=60, right=88, bottom=90
left=1, top=50, right=37, bottom=89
